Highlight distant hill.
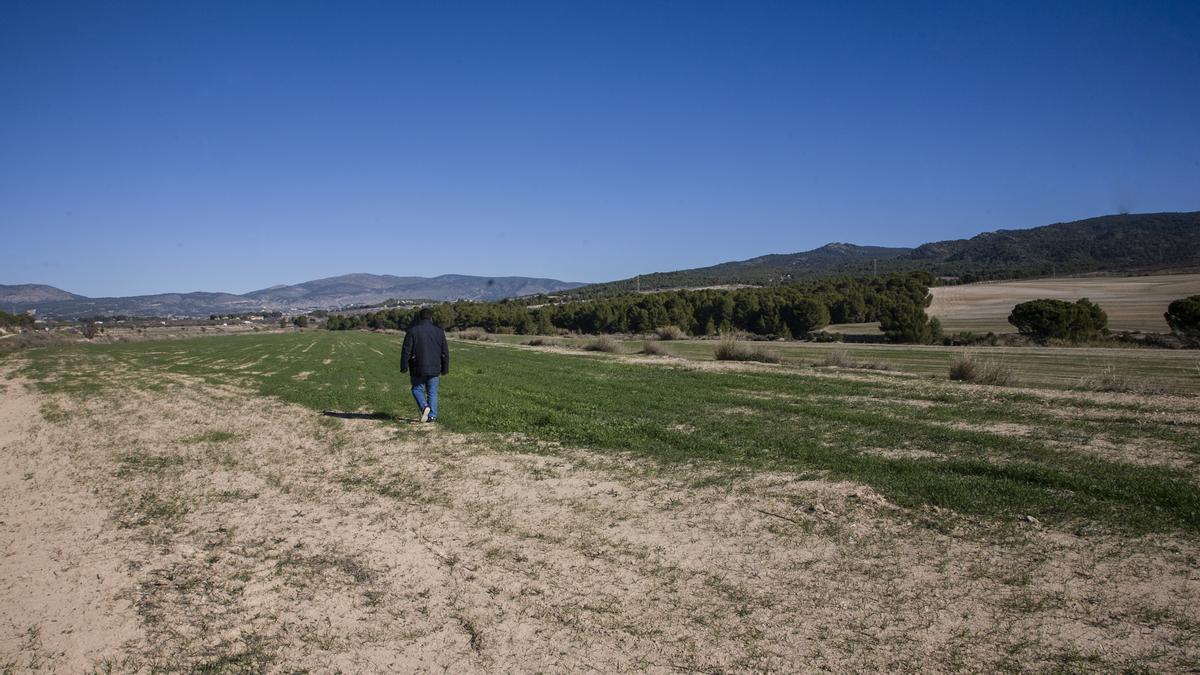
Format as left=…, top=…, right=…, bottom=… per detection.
left=905, top=212, right=1199, bottom=276
left=1, top=274, right=584, bottom=319
left=569, top=211, right=1200, bottom=297
left=567, top=243, right=911, bottom=297
left=7, top=211, right=1197, bottom=318
left=244, top=273, right=585, bottom=306
left=0, top=284, right=85, bottom=305
left=14, top=291, right=263, bottom=319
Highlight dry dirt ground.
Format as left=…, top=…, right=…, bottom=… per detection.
left=1, top=362, right=1198, bottom=672
left=927, top=273, right=1200, bottom=333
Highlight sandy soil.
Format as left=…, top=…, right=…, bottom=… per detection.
left=1, top=363, right=1198, bottom=671
left=928, top=273, right=1200, bottom=333
left=0, top=379, right=142, bottom=669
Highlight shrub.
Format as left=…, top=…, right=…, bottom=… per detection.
left=655, top=325, right=686, bottom=341
left=1008, top=298, right=1107, bottom=342
left=641, top=341, right=669, bottom=356
left=942, top=331, right=1000, bottom=347
left=811, top=331, right=843, bottom=343
left=524, top=337, right=560, bottom=347
left=455, top=327, right=490, bottom=341
left=818, top=350, right=853, bottom=367
left=714, top=334, right=780, bottom=363
left=816, top=349, right=894, bottom=371
left=81, top=322, right=99, bottom=340
left=1073, top=365, right=1132, bottom=392
left=1164, top=295, right=1200, bottom=347
left=583, top=336, right=621, bottom=353
left=949, top=353, right=1017, bottom=386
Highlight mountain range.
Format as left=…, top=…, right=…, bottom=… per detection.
left=0, top=275, right=585, bottom=319
left=4, top=211, right=1198, bottom=318
left=566, top=211, right=1200, bottom=297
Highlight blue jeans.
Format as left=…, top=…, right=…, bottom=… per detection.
left=410, top=375, right=439, bottom=419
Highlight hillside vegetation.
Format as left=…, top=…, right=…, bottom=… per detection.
left=569, top=211, right=1200, bottom=297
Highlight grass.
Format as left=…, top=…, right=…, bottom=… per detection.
left=452, top=327, right=490, bottom=341
left=655, top=325, right=687, bottom=340
left=949, top=353, right=1019, bottom=386
left=641, top=341, right=670, bottom=356
left=816, top=349, right=895, bottom=371
left=337, top=467, right=448, bottom=505
left=476, top=332, right=1200, bottom=394
left=183, top=430, right=237, bottom=444
left=714, top=334, right=780, bottom=363
left=817, top=350, right=854, bottom=368
left=1073, top=364, right=1140, bottom=393
left=14, top=331, right=1200, bottom=535
left=39, top=402, right=69, bottom=423
left=122, top=491, right=191, bottom=528
left=115, top=450, right=189, bottom=477
left=583, top=336, right=622, bottom=353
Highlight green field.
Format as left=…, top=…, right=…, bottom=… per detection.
left=483, top=332, right=1200, bottom=394
left=13, top=330, right=1200, bottom=535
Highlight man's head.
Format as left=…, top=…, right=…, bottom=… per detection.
left=419, top=307, right=434, bottom=322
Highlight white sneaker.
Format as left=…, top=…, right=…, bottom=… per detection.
left=420, top=406, right=431, bottom=423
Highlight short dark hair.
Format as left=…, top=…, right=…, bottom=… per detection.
left=419, top=307, right=434, bottom=321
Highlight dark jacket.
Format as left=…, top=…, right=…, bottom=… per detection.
left=401, top=319, right=449, bottom=378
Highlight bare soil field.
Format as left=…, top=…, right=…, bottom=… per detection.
left=927, top=273, right=1200, bottom=333
left=2, top=334, right=1199, bottom=671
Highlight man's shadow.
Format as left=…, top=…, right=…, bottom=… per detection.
left=320, top=410, right=427, bottom=426
left=320, top=410, right=396, bottom=421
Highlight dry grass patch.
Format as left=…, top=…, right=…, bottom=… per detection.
left=655, top=325, right=687, bottom=340
left=817, top=349, right=854, bottom=367
left=583, top=336, right=622, bottom=353
left=452, top=327, right=490, bottom=341
left=949, top=353, right=1018, bottom=386
left=714, top=334, right=780, bottom=364
left=641, top=341, right=669, bottom=356
left=816, top=349, right=895, bottom=371
left=1071, top=364, right=1172, bottom=394
left=862, top=447, right=943, bottom=460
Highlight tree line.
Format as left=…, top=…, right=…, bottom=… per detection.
left=326, top=272, right=939, bottom=343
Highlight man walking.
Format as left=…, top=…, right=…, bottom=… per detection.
left=400, top=308, right=449, bottom=423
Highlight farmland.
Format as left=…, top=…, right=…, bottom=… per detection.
left=485, top=332, right=1200, bottom=394
left=927, top=273, right=1200, bottom=334
left=2, top=331, right=1199, bottom=671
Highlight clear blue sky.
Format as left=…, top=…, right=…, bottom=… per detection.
left=3, top=1, right=1198, bottom=297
